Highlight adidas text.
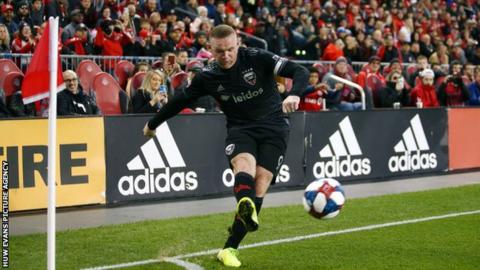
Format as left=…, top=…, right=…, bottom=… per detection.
left=118, top=168, right=198, bottom=196
left=221, top=164, right=290, bottom=187
left=388, top=151, right=437, bottom=172
left=232, top=88, right=263, bottom=103
left=313, top=156, right=371, bottom=178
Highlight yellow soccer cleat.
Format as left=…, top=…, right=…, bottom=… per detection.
left=237, top=197, right=259, bottom=232
left=217, top=248, right=241, bottom=267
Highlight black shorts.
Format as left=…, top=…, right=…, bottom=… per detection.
left=224, top=126, right=289, bottom=179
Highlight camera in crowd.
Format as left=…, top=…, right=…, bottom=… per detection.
left=100, top=20, right=123, bottom=36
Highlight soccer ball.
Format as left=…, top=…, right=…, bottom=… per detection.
left=302, top=178, right=345, bottom=219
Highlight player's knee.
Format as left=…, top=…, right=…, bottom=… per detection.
left=231, top=153, right=256, bottom=176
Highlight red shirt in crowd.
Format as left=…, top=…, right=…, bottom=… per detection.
left=410, top=82, right=440, bottom=107
left=322, top=43, right=344, bottom=61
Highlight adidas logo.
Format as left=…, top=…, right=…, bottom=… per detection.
left=217, top=84, right=225, bottom=92
left=118, top=123, right=198, bottom=196
left=313, top=117, right=371, bottom=178
left=388, top=114, right=437, bottom=172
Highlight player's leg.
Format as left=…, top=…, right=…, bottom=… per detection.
left=218, top=132, right=258, bottom=267
left=254, top=127, right=289, bottom=215
left=253, top=165, right=274, bottom=213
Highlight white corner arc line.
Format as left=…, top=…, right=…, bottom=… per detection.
left=82, top=210, right=480, bottom=270
left=163, top=258, right=205, bottom=270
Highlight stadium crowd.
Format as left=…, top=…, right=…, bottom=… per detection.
left=1, top=0, right=480, bottom=117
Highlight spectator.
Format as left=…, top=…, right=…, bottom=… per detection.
left=125, top=61, right=151, bottom=98
left=429, top=43, right=449, bottom=66
left=343, top=35, right=362, bottom=62
left=0, top=23, right=10, bottom=53
left=323, top=57, right=361, bottom=111
left=298, top=67, right=331, bottom=112
left=190, top=6, right=210, bottom=34
left=30, top=0, right=45, bottom=27
left=96, top=6, right=112, bottom=28
left=410, top=69, right=439, bottom=108
left=191, top=30, right=208, bottom=56
left=212, top=2, right=227, bottom=25
left=419, top=34, right=435, bottom=58
left=46, top=0, right=70, bottom=27
left=356, top=55, right=385, bottom=90
left=63, top=24, right=92, bottom=55
left=12, top=1, right=33, bottom=29
left=139, top=0, right=160, bottom=19
left=322, top=39, right=344, bottom=61
left=62, top=9, right=86, bottom=43
left=400, top=42, right=415, bottom=63
left=161, top=23, right=186, bottom=52
left=409, top=55, right=430, bottom=86
left=58, top=70, right=100, bottom=115
left=437, top=74, right=470, bottom=107
left=175, top=50, right=189, bottom=70
left=94, top=20, right=134, bottom=70
left=463, top=63, right=475, bottom=83
left=0, top=4, right=18, bottom=35
left=11, top=23, right=35, bottom=54
left=378, top=71, right=410, bottom=108
left=377, top=33, right=402, bottom=63
left=77, top=0, right=97, bottom=29
left=131, top=70, right=168, bottom=113
left=468, top=68, right=480, bottom=106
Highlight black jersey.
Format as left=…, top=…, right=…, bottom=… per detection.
left=148, top=47, right=309, bottom=130
left=190, top=47, right=291, bottom=128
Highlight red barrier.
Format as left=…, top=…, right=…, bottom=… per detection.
left=448, top=108, right=480, bottom=170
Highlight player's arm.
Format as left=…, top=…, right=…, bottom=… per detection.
left=260, top=50, right=309, bottom=112
left=143, top=75, right=204, bottom=137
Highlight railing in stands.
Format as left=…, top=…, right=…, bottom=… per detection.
left=1, top=53, right=452, bottom=76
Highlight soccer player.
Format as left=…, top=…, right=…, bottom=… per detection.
left=143, top=24, right=309, bottom=267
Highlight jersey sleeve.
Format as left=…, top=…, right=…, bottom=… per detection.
left=256, top=49, right=309, bottom=96
left=256, top=49, right=289, bottom=77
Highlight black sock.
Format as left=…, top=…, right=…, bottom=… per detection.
left=224, top=197, right=264, bottom=249
left=254, top=197, right=264, bottom=214
left=224, top=217, right=247, bottom=249
left=233, top=172, right=255, bottom=202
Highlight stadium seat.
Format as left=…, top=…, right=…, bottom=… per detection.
left=0, top=59, right=22, bottom=91
left=76, top=60, right=102, bottom=93
left=92, top=72, right=129, bottom=115
left=114, top=60, right=135, bottom=90
left=171, top=71, right=189, bottom=90
left=152, top=60, right=163, bottom=69
left=186, top=60, right=204, bottom=72
left=2, top=71, right=24, bottom=97
left=130, top=71, right=146, bottom=97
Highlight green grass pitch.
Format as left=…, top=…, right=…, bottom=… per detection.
left=12, top=184, right=480, bottom=269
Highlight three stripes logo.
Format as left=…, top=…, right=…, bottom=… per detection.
left=388, top=114, right=437, bottom=172
left=313, top=117, right=371, bottom=178
left=118, top=123, right=198, bottom=196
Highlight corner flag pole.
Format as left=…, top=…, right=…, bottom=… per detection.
left=47, top=17, right=59, bottom=270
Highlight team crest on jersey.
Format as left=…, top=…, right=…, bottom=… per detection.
left=242, top=68, right=256, bottom=86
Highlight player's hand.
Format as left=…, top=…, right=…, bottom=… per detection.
left=143, top=123, right=156, bottom=138
left=282, top=95, right=300, bottom=113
